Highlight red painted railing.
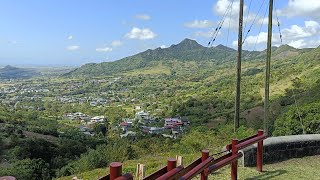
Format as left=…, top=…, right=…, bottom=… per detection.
left=98, top=130, right=267, bottom=180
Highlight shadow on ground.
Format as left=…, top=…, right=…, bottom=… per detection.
left=245, top=170, right=287, bottom=180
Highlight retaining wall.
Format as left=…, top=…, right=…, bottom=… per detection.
left=238, top=134, right=320, bottom=166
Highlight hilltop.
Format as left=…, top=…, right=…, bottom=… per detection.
left=65, top=38, right=312, bottom=77
left=0, top=65, right=40, bottom=79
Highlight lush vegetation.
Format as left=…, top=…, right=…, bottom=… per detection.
left=0, top=40, right=319, bottom=179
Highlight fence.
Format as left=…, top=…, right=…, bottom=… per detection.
left=99, top=130, right=266, bottom=180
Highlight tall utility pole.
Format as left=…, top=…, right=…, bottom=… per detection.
left=264, top=0, right=273, bottom=133
left=234, top=0, right=244, bottom=132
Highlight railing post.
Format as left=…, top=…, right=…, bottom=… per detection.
left=201, top=149, right=210, bottom=180
left=257, top=130, right=264, bottom=172
left=167, top=158, right=177, bottom=171
left=176, top=155, right=184, bottom=167
left=110, top=162, right=122, bottom=180
left=136, top=163, right=145, bottom=180
left=231, top=139, right=238, bottom=180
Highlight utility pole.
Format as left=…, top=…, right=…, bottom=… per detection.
left=264, top=0, right=273, bottom=133
left=234, top=0, right=244, bottom=132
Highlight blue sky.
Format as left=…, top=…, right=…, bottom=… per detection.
left=0, top=0, right=319, bottom=66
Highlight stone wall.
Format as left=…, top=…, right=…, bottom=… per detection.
left=238, top=134, right=320, bottom=166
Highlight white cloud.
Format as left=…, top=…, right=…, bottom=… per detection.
left=111, top=40, right=123, bottom=47
left=233, top=20, right=320, bottom=49
left=214, top=0, right=242, bottom=17
left=282, top=21, right=319, bottom=40
left=125, top=27, right=157, bottom=40
left=66, top=45, right=80, bottom=51
left=96, top=47, right=113, bottom=52
left=135, top=14, right=151, bottom=20
left=213, top=0, right=276, bottom=31
left=282, top=21, right=320, bottom=41
left=160, top=45, right=167, bottom=48
left=288, top=39, right=306, bottom=48
left=67, top=35, right=73, bottom=40
left=184, top=20, right=214, bottom=28
left=233, top=32, right=267, bottom=46
left=279, top=0, right=320, bottom=20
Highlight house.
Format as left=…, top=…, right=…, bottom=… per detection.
left=164, top=118, right=182, bottom=127
left=90, top=116, right=105, bottom=123
left=120, top=131, right=136, bottom=138
left=135, top=106, right=142, bottom=110
left=119, top=121, right=133, bottom=132
left=65, top=112, right=90, bottom=120
left=142, top=126, right=164, bottom=134
left=80, top=126, right=95, bottom=136
left=135, top=111, right=150, bottom=121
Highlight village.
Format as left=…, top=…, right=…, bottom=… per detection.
left=0, top=77, right=137, bottom=109
left=63, top=109, right=190, bottom=138
left=0, top=77, right=190, bottom=139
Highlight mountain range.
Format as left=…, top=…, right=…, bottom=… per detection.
left=0, top=65, right=40, bottom=79
left=66, top=38, right=314, bottom=77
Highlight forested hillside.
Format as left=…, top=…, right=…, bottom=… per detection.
left=1, top=40, right=319, bottom=179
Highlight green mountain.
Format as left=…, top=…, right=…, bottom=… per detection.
left=0, top=65, right=39, bottom=79
left=66, top=38, right=311, bottom=77
left=65, top=39, right=241, bottom=77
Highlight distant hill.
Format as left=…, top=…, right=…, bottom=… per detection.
left=0, top=65, right=40, bottom=79
left=66, top=38, right=313, bottom=77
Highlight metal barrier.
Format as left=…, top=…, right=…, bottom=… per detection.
left=98, top=162, right=133, bottom=180
left=99, top=130, right=266, bottom=180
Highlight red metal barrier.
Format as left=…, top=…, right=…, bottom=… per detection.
left=226, top=134, right=258, bottom=151
left=179, top=156, right=214, bottom=180
left=98, top=162, right=133, bottom=180
left=201, top=150, right=209, bottom=180
left=167, top=158, right=177, bottom=171
left=156, top=166, right=184, bottom=180
left=231, top=139, right=239, bottom=180
left=114, top=173, right=133, bottom=180
left=205, top=152, right=243, bottom=175
left=143, top=166, right=167, bottom=180
left=110, top=162, right=122, bottom=180
left=104, top=130, right=266, bottom=180
left=143, top=158, right=177, bottom=180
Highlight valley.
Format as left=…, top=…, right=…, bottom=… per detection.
left=0, top=39, right=319, bottom=179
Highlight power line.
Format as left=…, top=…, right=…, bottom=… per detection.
left=198, top=0, right=235, bottom=62
left=242, top=0, right=267, bottom=45
left=225, top=1, right=234, bottom=58
left=243, top=0, right=253, bottom=34
left=208, top=0, right=235, bottom=47
left=252, top=1, right=269, bottom=52
left=274, top=2, right=283, bottom=44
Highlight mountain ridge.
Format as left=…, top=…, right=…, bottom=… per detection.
left=0, top=65, right=40, bottom=79
left=66, top=38, right=314, bottom=77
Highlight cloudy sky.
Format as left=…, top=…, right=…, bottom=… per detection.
left=0, top=0, right=319, bottom=66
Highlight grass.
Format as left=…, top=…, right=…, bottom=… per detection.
left=57, top=155, right=320, bottom=180
left=124, top=65, right=171, bottom=76
left=209, top=155, right=320, bottom=179
left=58, top=119, right=81, bottom=128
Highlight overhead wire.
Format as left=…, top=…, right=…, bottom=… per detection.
left=274, top=3, right=283, bottom=44
left=225, top=0, right=234, bottom=59
left=242, top=0, right=267, bottom=45
left=198, top=0, right=235, bottom=62
left=243, top=0, right=253, bottom=35
left=208, top=0, right=235, bottom=47
left=252, top=1, right=268, bottom=52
